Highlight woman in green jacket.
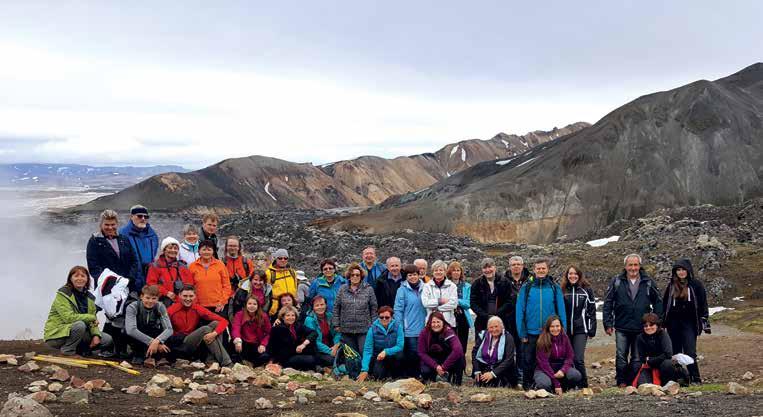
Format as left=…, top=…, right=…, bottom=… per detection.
left=44, top=266, right=113, bottom=355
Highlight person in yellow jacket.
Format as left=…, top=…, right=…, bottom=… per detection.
left=266, top=248, right=298, bottom=316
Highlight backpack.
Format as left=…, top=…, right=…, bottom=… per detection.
left=229, top=256, right=252, bottom=290
left=332, top=343, right=362, bottom=379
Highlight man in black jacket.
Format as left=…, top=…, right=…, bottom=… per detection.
left=471, top=258, right=514, bottom=338
left=603, top=253, right=663, bottom=387
left=86, top=209, right=138, bottom=287
left=201, top=213, right=220, bottom=259
left=374, top=257, right=406, bottom=308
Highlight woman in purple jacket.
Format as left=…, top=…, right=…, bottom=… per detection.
left=534, top=315, right=582, bottom=394
left=418, top=311, right=465, bottom=385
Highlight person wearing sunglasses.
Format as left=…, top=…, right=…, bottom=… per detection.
left=332, top=263, right=378, bottom=355
left=357, top=306, right=404, bottom=382
left=119, top=204, right=159, bottom=292
left=632, top=313, right=685, bottom=386
left=266, top=248, right=298, bottom=316
left=308, top=259, right=347, bottom=313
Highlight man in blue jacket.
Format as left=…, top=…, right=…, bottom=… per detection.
left=516, top=258, right=566, bottom=390
left=119, top=205, right=159, bottom=293
left=393, top=264, right=427, bottom=378
left=360, top=246, right=387, bottom=289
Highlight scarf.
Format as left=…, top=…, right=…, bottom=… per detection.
left=479, top=333, right=501, bottom=366
left=182, top=240, right=199, bottom=254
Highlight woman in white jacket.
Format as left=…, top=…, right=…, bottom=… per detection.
left=421, top=260, right=458, bottom=327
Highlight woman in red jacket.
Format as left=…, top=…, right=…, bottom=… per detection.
left=146, top=237, right=195, bottom=306
left=417, top=311, right=465, bottom=385
left=231, top=295, right=271, bottom=366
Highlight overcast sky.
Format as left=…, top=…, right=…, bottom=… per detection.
left=1, top=1, right=761, bottom=169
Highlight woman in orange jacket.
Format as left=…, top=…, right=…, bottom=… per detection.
left=189, top=240, right=232, bottom=316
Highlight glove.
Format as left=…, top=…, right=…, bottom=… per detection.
left=702, top=319, right=711, bottom=334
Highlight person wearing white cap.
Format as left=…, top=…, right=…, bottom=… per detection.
left=146, top=237, right=195, bottom=306
left=266, top=248, right=298, bottom=316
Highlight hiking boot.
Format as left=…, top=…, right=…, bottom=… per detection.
left=131, top=356, right=145, bottom=366
left=156, top=358, right=170, bottom=367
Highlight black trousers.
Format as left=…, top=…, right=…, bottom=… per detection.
left=237, top=342, right=271, bottom=367
left=474, top=361, right=518, bottom=387
left=521, top=334, right=539, bottom=389
left=103, top=322, right=130, bottom=357
left=421, top=358, right=465, bottom=385
left=668, top=322, right=700, bottom=382
left=368, top=353, right=403, bottom=380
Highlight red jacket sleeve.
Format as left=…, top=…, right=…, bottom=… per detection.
left=194, top=304, right=228, bottom=334
left=146, top=267, right=169, bottom=296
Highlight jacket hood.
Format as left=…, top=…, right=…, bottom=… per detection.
left=58, top=285, right=95, bottom=300
left=671, top=259, right=695, bottom=282
left=123, top=220, right=157, bottom=237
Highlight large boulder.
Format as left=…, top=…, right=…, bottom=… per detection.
left=0, top=397, right=53, bottom=417
left=380, top=378, right=425, bottom=396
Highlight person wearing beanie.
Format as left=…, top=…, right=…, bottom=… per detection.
left=119, top=204, right=159, bottom=292
left=266, top=248, right=298, bottom=316
left=146, top=237, right=195, bottom=306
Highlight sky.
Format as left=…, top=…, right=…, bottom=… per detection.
left=0, top=1, right=761, bottom=169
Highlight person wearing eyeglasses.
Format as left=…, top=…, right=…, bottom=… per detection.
left=357, top=306, right=404, bottom=382
left=332, top=263, right=378, bottom=354
left=119, top=204, right=159, bottom=292
left=308, top=259, right=347, bottom=313
left=266, top=248, right=298, bottom=316
left=632, top=313, right=684, bottom=386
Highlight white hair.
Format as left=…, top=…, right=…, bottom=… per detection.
left=431, top=260, right=448, bottom=271
left=414, top=258, right=428, bottom=267
left=487, top=316, right=504, bottom=329
left=624, top=253, right=642, bottom=266
left=509, top=256, right=524, bottom=265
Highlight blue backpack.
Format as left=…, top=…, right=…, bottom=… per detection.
left=332, top=343, right=362, bottom=379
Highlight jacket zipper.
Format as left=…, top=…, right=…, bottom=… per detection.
left=571, top=286, right=576, bottom=335
left=539, top=280, right=543, bottom=333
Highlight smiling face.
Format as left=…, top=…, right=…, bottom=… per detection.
left=676, top=267, right=688, bottom=279
left=387, top=258, right=401, bottom=276
left=184, top=230, right=199, bottom=244
left=549, top=319, right=562, bottom=336
left=430, top=316, right=444, bottom=332
left=487, top=320, right=503, bottom=337
left=481, top=264, right=496, bottom=278
left=534, top=262, right=548, bottom=278
left=280, top=295, right=294, bottom=308
left=626, top=257, right=641, bottom=278
left=348, top=268, right=363, bottom=286
left=312, top=298, right=326, bottom=315
left=283, top=311, right=297, bottom=325
left=432, top=266, right=446, bottom=283
left=199, top=246, right=214, bottom=261
left=202, top=219, right=217, bottom=236
left=362, top=247, right=376, bottom=264
left=449, top=266, right=462, bottom=281
left=414, top=260, right=428, bottom=276
left=141, top=293, right=159, bottom=309
left=406, top=271, right=420, bottom=285
left=276, top=256, right=288, bottom=268
left=180, top=289, right=195, bottom=307
left=251, top=274, right=264, bottom=288
left=644, top=321, right=658, bottom=335
left=131, top=213, right=149, bottom=229
left=321, top=263, right=335, bottom=278
left=69, top=270, right=89, bottom=291
left=246, top=297, right=259, bottom=314
left=566, top=267, right=579, bottom=284
left=225, top=238, right=240, bottom=257
left=101, top=219, right=118, bottom=238
left=510, top=259, right=524, bottom=276
left=164, top=243, right=179, bottom=261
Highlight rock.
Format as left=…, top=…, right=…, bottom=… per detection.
left=265, top=363, right=283, bottom=376
left=27, top=386, right=42, bottom=393
left=143, top=358, right=156, bottom=368
left=123, top=385, right=144, bottom=395
left=0, top=354, right=16, bottom=364
left=535, top=389, right=550, bottom=398
left=181, top=390, right=209, bottom=405
left=398, top=399, right=417, bottom=410
left=170, top=376, right=186, bottom=389
left=293, top=388, right=317, bottom=398
left=727, top=382, right=749, bottom=395
left=191, top=361, right=206, bottom=369
left=446, top=390, right=462, bottom=404
left=331, top=396, right=343, bottom=405
left=362, top=391, right=379, bottom=401
left=46, top=383, right=63, bottom=393
left=169, top=411, right=194, bottom=415
left=146, top=386, right=167, bottom=398
left=653, top=390, right=665, bottom=397
left=253, top=374, right=277, bottom=388
left=581, top=388, right=594, bottom=396
left=591, top=362, right=602, bottom=369
left=429, top=381, right=451, bottom=389
left=286, top=381, right=300, bottom=391
left=119, top=361, right=133, bottom=369
left=60, top=389, right=89, bottom=404
left=49, top=369, right=69, bottom=382
left=25, top=391, right=56, bottom=404
left=343, top=390, right=356, bottom=399
left=380, top=378, right=426, bottom=396
left=411, top=413, right=430, bottom=417
left=662, top=381, right=680, bottom=395
left=623, top=386, right=637, bottom=395
left=231, top=363, right=256, bottom=382
left=282, top=368, right=300, bottom=376
left=150, top=374, right=172, bottom=388
left=192, top=371, right=205, bottom=381
left=84, top=379, right=108, bottom=392
left=297, top=395, right=309, bottom=405
left=0, top=397, right=54, bottom=417
left=592, top=387, right=603, bottom=394
left=687, top=391, right=703, bottom=397
left=278, top=375, right=291, bottom=383
left=23, top=352, right=36, bottom=360
left=335, top=414, right=368, bottom=417
left=206, top=362, right=220, bottom=373
left=220, top=366, right=232, bottom=375
left=637, top=383, right=661, bottom=396
left=69, top=376, right=86, bottom=389
left=742, top=371, right=754, bottom=381
left=415, top=393, right=432, bottom=409
left=254, top=397, right=273, bottom=409
left=5, top=358, right=18, bottom=366
left=174, top=359, right=190, bottom=368
left=28, top=381, right=48, bottom=388
left=469, top=393, right=494, bottom=402
left=18, top=361, right=40, bottom=373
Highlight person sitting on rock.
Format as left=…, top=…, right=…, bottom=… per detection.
left=414, top=258, right=431, bottom=283
left=166, top=285, right=232, bottom=366
left=44, top=266, right=113, bottom=356
left=307, top=258, right=347, bottom=313
left=223, top=235, right=254, bottom=291
left=357, top=306, right=404, bottom=382
left=146, top=237, right=195, bottom=306
left=472, top=316, right=517, bottom=387
left=561, top=265, right=597, bottom=388
left=534, top=315, right=582, bottom=394
left=332, top=262, right=378, bottom=355
left=201, top=212, right=220, bottom=259
left=86, top=209, right=138, bottom=287
left=374, top=256, right=406, bottom=308
left=119, top=204, right=159, bottom=292
left=394, top=264, right=427, bottom=378
left=632, top=312, right=686, bottom=386
left=231, top=294, right=272, bottom=366
left=125, top=285, right=173, bottom=366
left=418, top=311, right=465, bottom=385
left=267, top=305, right=318, bottom=371
left=304, top=296, right=341, bottom=367
left=189, top=240, right=232, bottom=317
left=231, top=268, right=272, bottom=317
left=360, top=246, right=386, bottom=289
left=662, top=259, right=709, bottom=384
left=178, top=224, right=200, bottom=265
left=266, top=248, right=298, bottom=316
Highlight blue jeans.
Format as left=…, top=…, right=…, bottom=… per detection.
left=615, top=330, right=639, bottom=385
left=403, top=336, right=420, bottom=378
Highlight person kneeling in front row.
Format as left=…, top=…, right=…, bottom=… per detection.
left=533, top=315, right=582, bottom=394
left=357, top=306, right=404, bottom=382
left=125, top=285, right=173, bottom=366
left=167, top=285, right=232, bottom=366
left=472, top=315, right=517, bottom=387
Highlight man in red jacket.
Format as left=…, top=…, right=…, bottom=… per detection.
left=167, top=285, right=232, bottom=366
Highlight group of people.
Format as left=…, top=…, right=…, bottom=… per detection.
left=43, top=205, right=711, bottom=392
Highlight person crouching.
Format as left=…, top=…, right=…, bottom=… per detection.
left=166, top=285, right=232, bottom=366
left=125, top=285, right=173, bottom=366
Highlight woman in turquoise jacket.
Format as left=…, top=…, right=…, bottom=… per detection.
left=357, top=306, right=404, bottom=382
left=448, top=261, right=472, bottom=354
left=303, top=296, right=341, bottom=367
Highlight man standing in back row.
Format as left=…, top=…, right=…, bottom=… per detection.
left=120, top=205, right=159, bottom=292
left=603, top=253, right=663, bottom=387
left=361, top=246, right=387, bottom=289
left=201, top=213, right=220, bottom=259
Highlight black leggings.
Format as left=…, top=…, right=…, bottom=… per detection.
left=668, top=322, right=700, bottom=381
left=237, top=342, right=271, bottom=366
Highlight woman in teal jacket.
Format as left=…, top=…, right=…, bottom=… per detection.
left=448, top=261, right=472, bottom=354
left=303, top=296, right=341, bottom=367
left=357, top=306, right=404, bottom=382
left=44, top=266, right=113, bottom=355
